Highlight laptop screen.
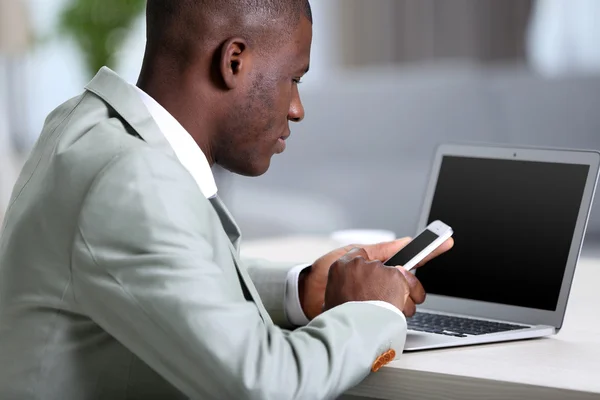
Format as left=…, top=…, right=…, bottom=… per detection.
left=415, top=155, right=590, bottom=311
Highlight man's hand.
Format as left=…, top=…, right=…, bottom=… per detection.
left=299, top=237, right=454, bottom=320
left=323, top=247, right=423, bottom=316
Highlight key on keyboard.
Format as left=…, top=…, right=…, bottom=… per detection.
left=407, top=312, right=527, bottom=338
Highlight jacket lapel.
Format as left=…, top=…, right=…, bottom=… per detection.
left=208, top=196, right=241, bottom=250
left=84, top=67, right=175, bottom=158
left=209, top=196, right=272, bottom=324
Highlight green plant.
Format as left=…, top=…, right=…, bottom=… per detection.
left=58, top=0, right=146, bottom=77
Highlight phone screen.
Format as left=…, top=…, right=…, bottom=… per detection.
left=384, top=229, right=439, bottom=267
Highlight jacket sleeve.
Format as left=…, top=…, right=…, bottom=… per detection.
left=241, top=257, right=306, bottom=328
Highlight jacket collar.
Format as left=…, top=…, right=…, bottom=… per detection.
left=84, top=67, right=175, bottom=157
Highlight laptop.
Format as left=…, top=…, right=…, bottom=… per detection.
left=404, top=144, right=600, bottom=351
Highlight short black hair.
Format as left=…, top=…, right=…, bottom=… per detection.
left=147, top=0, right=312, bottom=40
left=148, top=0, right=311, bottom=21
left=145, top=0, right=312, bottom=63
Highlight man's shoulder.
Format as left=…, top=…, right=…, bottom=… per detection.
left=52, top=90, right=147, bottom=169
left=49, top=88, right=187, bottom=190
left=7, top=89, right=189, bottom=224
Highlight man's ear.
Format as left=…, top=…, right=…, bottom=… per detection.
left=219, top=37, right=251, bottom=90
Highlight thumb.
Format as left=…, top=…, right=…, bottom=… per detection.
left=363, top=237, right=412, bottom=261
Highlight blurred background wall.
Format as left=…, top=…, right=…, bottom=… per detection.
left=1, top=0, right=600, bottom=241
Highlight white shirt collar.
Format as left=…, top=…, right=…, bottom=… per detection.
left=133, top=85, right=218, bottom=199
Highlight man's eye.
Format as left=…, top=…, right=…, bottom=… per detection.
left=293, top=78, right=303, bottom=84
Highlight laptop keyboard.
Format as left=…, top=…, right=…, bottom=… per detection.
left=407, top=312, right=527, bottom=337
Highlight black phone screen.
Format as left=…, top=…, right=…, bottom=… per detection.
left=384, top=229, right=439, bottom=267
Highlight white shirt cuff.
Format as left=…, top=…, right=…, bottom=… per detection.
left=360, top=300, right=405, bottom=318
left=284, top=263, right=311, bottom=326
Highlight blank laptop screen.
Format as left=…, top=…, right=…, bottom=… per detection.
left=416, top=155, right=590, bottom=311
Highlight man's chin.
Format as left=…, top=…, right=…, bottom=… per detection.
left=218, top=157, right=272, bottom=178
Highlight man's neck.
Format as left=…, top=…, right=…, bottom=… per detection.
left=136, top=76, right=216, bottom=167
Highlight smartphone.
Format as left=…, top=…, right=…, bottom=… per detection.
left=384, top=220, right=453, bottom=271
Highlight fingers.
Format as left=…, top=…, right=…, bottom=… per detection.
left=327, top=247, right=423, bottom=316
left=342, top=245, right=427, bottom=311
left=361, top=237, right=412, bottom=262
left=345, top=236, right=454, bottom=267
left=413, top=237, right=455, bottom=269
left=397, top=267, right=426, bottom=304
left=339, top=247, right=369, bottom=262
left=403, top=297, right=417, bottom=317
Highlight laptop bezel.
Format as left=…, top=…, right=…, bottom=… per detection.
left=416, top=144, right=600, bottom=329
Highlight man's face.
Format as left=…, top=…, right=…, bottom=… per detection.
left=216, top=16, right=312, bottom=177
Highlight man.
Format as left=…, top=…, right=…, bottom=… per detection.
left=0, top=1, right=453, bottom=399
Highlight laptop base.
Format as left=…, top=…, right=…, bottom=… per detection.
left=404, top=324, right=556, bottom=352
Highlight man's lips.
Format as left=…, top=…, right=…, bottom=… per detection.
left=279, top=131, right=290, bottom=141
left=275, top=132, right=290, bottom=154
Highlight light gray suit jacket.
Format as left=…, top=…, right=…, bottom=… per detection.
left=0, top=67, right=407, bottom=400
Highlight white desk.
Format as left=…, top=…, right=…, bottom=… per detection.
left=241, top=236, right=600, bottom=400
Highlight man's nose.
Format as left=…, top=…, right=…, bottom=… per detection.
left=288, top=86, right=305, bottom=123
